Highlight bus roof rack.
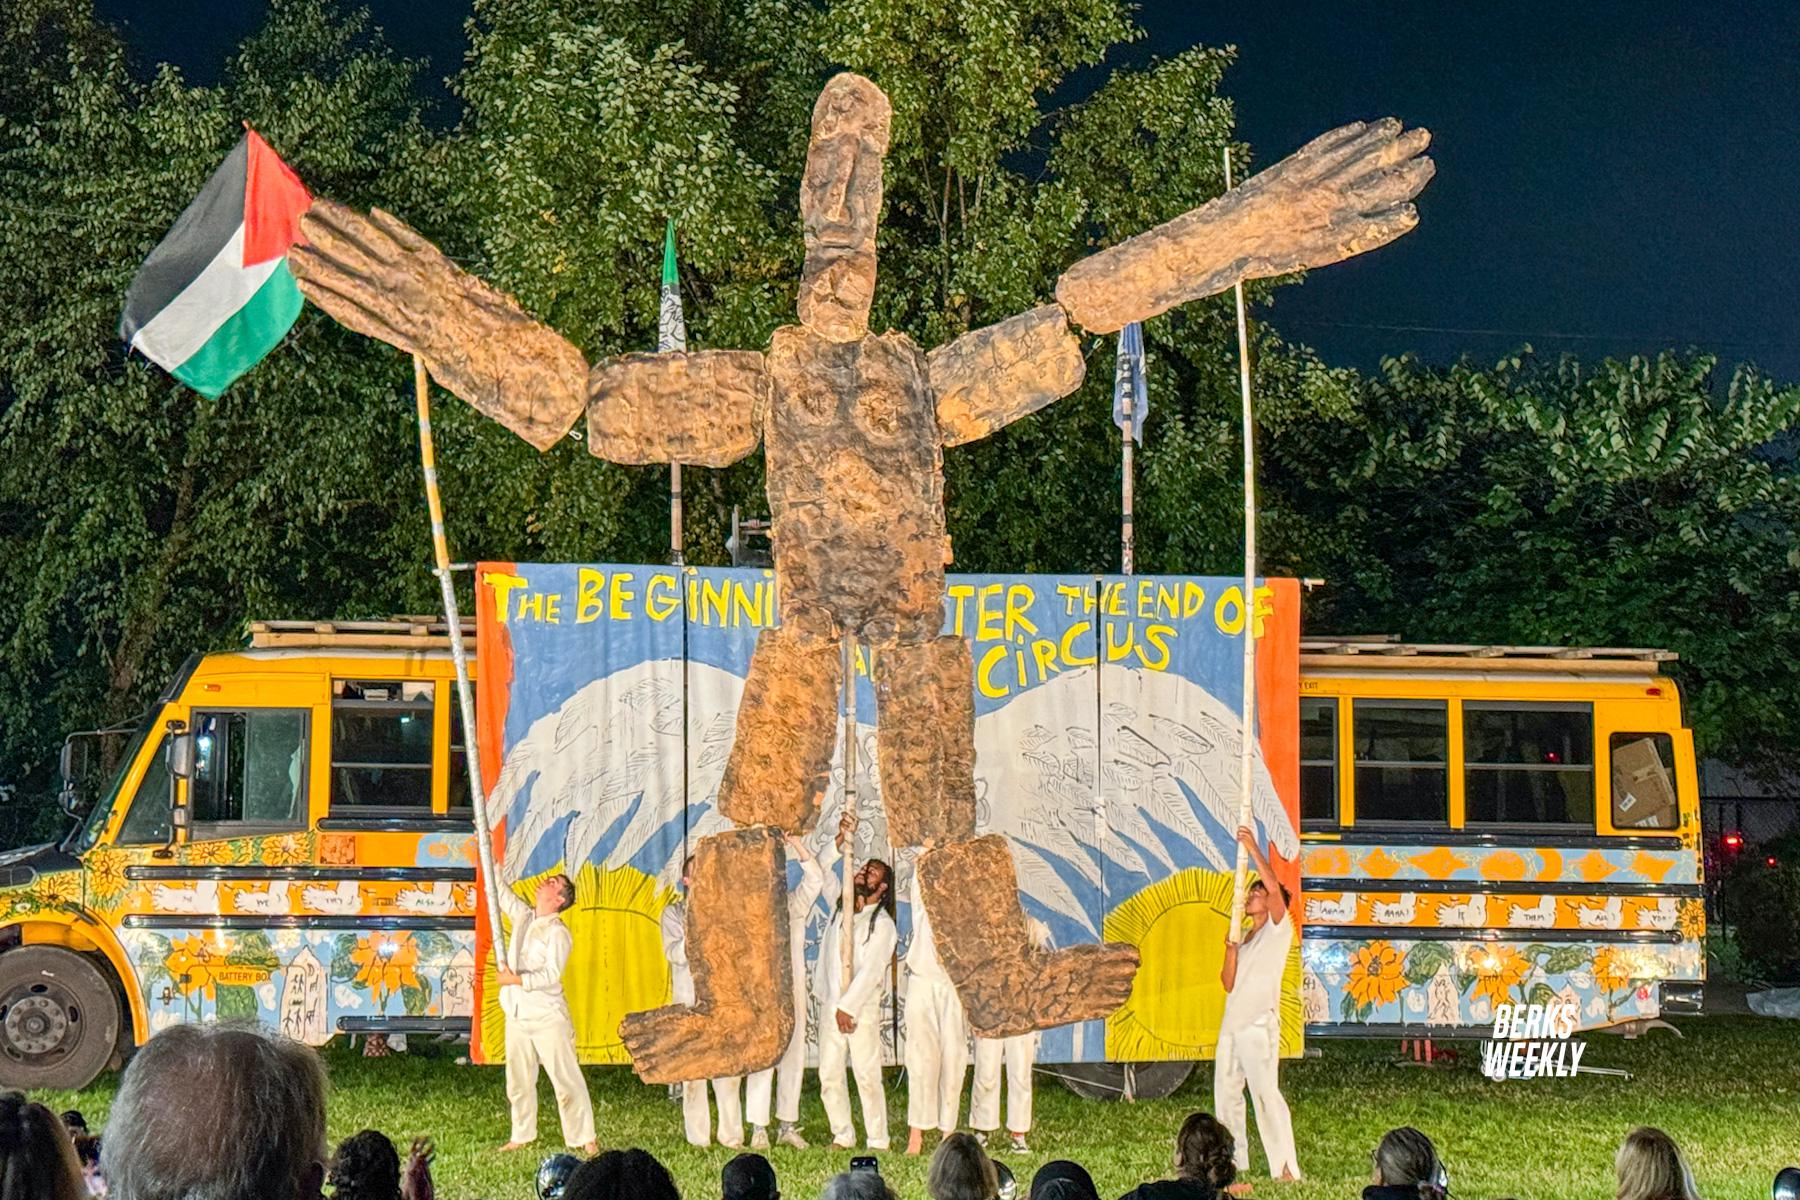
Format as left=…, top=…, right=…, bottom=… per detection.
left=1301, top=639, right=1677, bottom=669
left=247, top=617, right=475, bottom=650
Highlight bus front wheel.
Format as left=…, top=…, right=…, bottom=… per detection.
left=0, top=946, right=120, bottom=1091
left=1057, top=1060, right=1194, bottom=1101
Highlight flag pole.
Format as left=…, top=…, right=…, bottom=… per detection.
left=662, top=219, right=687, bottom=567
left=413, top=354, right=509, bottom=971
left=1121, top=413, right=1135, bottom=575
left=1224, top=147, right=1259, bottom=946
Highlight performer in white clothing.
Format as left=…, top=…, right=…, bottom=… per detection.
left=663, top=857, right=744, bottom=1148
left=816, top=811, right=897, bottom=1151
left=1215, top=827, right=1301, bottom=1182
left=496, top=872, right=598, bottom=1154
left=970, top=915, right=1050, bottom=1153
left=902, top=863, right=967, bottom=1156
left=747, top=834, right=826, bottom=1150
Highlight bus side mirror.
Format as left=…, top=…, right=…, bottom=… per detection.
left=167, top=730, right=195, bottom=780
left=57, top=740, right=82, bottom=817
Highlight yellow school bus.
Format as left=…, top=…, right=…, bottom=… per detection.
left=0, top=620, right=481, bottom=1089
left=1293, top=640, right=1704, bottom=1036
left=0, top=625, right=1703, bottom=1090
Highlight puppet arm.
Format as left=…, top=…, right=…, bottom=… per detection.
left=1055, top=118, right=1433, bottom=334
left=293, top=200, right=767, bottom=465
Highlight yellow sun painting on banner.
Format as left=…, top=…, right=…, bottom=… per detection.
left=480, top=862, right=675, bottom=1064
left=1103, top=868, right=1303, bottom=1061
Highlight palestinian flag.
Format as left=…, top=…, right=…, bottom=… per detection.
left=659, top=218, right=686, bottom=353
left=120, top=127, right=312, bottom=397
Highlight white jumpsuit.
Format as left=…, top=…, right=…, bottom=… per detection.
left=498, top=886, right=596, bottom=1147
left=747, top=852, right=826, bottom=1129
left=1213, top=910, right=1300, bottom=1179
left=903, top=868, right=968, bottom=1136
left=970, top=916, right=1049, bottom=1135
left=663, top=899, right=744, bottom=1147
left=816, top=842, right=897, bottom=1150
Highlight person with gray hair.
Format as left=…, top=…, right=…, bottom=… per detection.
left=101, top=1023, right=329, bottom=1200
left=819, top=1171, right=898, bottom=1200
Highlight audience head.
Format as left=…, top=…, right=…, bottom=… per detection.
left=535, top=1153, right=583, bottom=1200
left=1173, top=1112, right=1236, bottom=1190
left=1028, top=1161, right=1099, bottom=1200
left=102, top=1023, right=329, bottom=1200
left=1616, top=1126, right=1701, bottom=1200
left=928, top=1132, right=999, bottom=1200
left=328, top=1130, right=401, bottom=1200
left=821, top=1172, right=898, bottom=1200
left=563, top=1149, right=679, bottom=1200
left=723, top=1153, right=779, bottom=1200
left=0, top=1091, right=89, bottom=1200
left=58, top=1113, right=87, bottom=1137
left=1371, top=1127, right=1447, bottom=1199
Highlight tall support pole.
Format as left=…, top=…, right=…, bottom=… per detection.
left=1224, top=148, right=1259, bottom=945
left=670, top=463, right=685, bottom=566
left=414, top=355, right=509, bottom=971
left=1121, top=421, right=1135, bottom=575
left=839, top=638, right=858, bottom=990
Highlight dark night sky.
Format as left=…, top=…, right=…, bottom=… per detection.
left=93, top=1, right=1800, bottom=377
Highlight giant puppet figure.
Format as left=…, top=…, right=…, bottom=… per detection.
left=290, top=72, right=1432, bottom=1083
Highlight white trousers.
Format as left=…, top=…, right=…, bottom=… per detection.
left=970, top=1032, right=1035, bottom=1134
left=746, top=1006, right=807, bottom=1127
left=818, top=998, right=889, bottom=1149
left=681, top=1076, right=743, bottom=1147
left=1213, top=1017, right=1300, bottom=1179
left=903, top=974, right=967, bottom=1133
left=504, top=1010, right=596, bottom=1147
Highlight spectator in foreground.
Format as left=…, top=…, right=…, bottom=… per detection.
left=0, top=1091, right=87, bottom=1200
left=101, top=1024, right=328, bottom=1200
left=1118, top=1112, right=1238, bottom=1200
left=58, top=1114, right=87, bottom=1139
left=928, top=1133, right=1000, bottom=1200
left=723, top=1153, right=779, bottom=1200
left=72, top=1134, right=106, bottom=1197
left=1364, top=1128, right=1447, bottom=1200
left=400, top=1137, right=435, bottom=1200
left=563, top=1149, right=679, bottom=1200
left=328, top=1131, right=401, bottom=1200
left=535, top=1153, right=582, bottom=1200
left=1615, top=1127, right=1701, bottom=1200
left=820, top=1172, right=898, bottom=1200
left=1029, top=1161, right=1100, bottom=1200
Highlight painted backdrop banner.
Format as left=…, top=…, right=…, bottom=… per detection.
left=472, top=565, right=1301, bottom=1066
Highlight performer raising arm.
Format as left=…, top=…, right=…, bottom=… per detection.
left=663, top=859, right=745, bottom=1148
left=495, top=872, right=598, bottom=1155
left=1215, top=828, right=1299, bottom=1183
left=817, top=810, right=898, bottom=1151
left=747, top=836, right=827, bottom=1150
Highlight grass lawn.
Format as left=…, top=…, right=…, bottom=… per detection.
left=33, top=1015, right=1797, bottom=1200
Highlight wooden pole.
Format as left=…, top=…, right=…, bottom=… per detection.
left=671, top=463, right=684, bottom=566
left=413, top=355, right=509, bottom=971
left=1121, top=420, right=1135, bottom=575
left=1224, top=148, right=1259, bottom=946
left=839, top=638, right=857, bottom=990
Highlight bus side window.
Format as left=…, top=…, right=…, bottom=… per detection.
left=1352, top=699, right=1448, bottom=823
left=190, top=710, right=309, bottom=829
left=331, top=681, right=434, bottom=811
left=1610, top=733, right=1679, bottom=830
left=1300, top=698, right=1338, bottom=823
left=117, top=735, right=173, bottom=846
left=1464, top=702, right=1594, bottom=826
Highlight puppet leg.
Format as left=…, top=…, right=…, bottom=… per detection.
left=876, top=636, right=976, bottom=848
left=717, top=625, right=841, bottom=833
left=919, top=836, right=1140, bottom=1039
left=621, top=828, right=795, bottom=1083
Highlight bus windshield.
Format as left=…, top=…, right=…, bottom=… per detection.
left=65, top=710, right=157, bottom=854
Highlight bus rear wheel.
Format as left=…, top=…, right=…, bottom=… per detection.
left=0, top=946, right=120, bottom=1091
left=1057, top=1060, right=1194, bottom=1101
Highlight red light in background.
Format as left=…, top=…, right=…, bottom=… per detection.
left=1723, top=832, right=1744, bottom=849
left=1769, top=856, right=1780, bottom=868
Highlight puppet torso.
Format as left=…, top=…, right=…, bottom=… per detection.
left=764, top=325, right=947, bottom=642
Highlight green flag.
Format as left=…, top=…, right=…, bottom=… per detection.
left=659, top=219, right=686, bottom=353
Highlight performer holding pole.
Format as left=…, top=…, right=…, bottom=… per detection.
left=817, top=805, right=896, bottom=1151
left=1216, top=827, right=1299, bottom=1182
left=494, top=869, right=598, bottom=1154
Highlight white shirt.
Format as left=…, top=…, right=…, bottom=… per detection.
left=497, top=884, right=573, bottom=1020
left=1221, top=910, right=1293, bottom=1034
left=817, top=842, right=896, bottom=1017
left=904, top=869, right=948, bottom=982
left=661, top=899, right=694, bottom=1006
